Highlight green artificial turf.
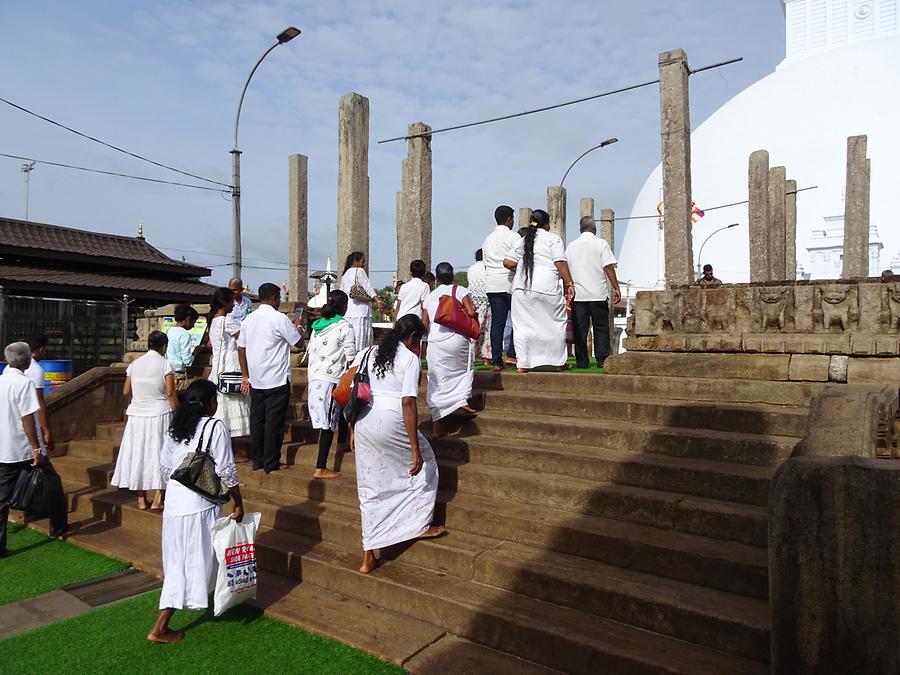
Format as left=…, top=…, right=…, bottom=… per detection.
left=0, top=590, right=403, bottom=675
left=473, top=357, right=605, bottom=374
left=0, top=524, right=130, bottom=605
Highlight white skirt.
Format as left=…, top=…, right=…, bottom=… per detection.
left=214, top=392, right=251, bottom=438
left=512, top=288, right=567, bottom=369
left=426, top=333, right=474, bottom=421
left=354, top=402, right=439, bottom=551
left=307, top=379, right=341, bottom=431
left=111, top=412, right=171, bottom=491
left=347, top=316, right=374, bottom=350
left=159, top=506, right=221, bottom=610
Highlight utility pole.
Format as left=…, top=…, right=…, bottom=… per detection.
left=21, top=161, right=35, bottom=221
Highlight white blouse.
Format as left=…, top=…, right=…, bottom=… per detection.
left=340, top=267, right=377, bottom=318
left=126, top=350, right=174, bottom=417
left=350, top=344, right=420, bottom=400
left=424, top=284, right=472, bottom=343
left=510, top=229, right=567, bottom=295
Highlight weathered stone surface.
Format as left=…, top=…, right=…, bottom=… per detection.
left=658, top=49, right=693, bottom=288
left=784, top=179, right=797, bottom=280
left=579, top=197, right=594, bottom=221
left=604, top=351, right=792, bottom=381
left=787, top=354, right=829, bottom=382
left=397, top=122, right=432, bottom=281
left=288, top=153, right=309, bottom=304
left=842, top=135, right=870, bottom=278
left=813, top=283, right=858, bottom=332
left=546, top=186, right=566, bottom=240
left=848, top=357, right=900, bottom=383
left=337, top=92, right=369, bottom=273
left=518, top=207, right=532, bottom=229
left=769, top=455, right=900, bottom=675
left=748, top=150, right=770, bottom=282
left=767, top=166, right=786, bottom=281
left=599, top=208, right=615, bottom=250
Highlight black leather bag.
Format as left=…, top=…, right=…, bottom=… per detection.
left=10, top=464, right=63, bottom=517
left=9, top=467, right=34, bottom=511
left=170, top=419, right=231, bottom=505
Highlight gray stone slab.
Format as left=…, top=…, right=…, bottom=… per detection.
left=784, top=179, right=797, bottom=280
left=748, top=150, right=770, bottom=282
left=547, top=186, right=566, bottom=241
left=768, top=165, right=786, bottom=281
left=0, top=590, right=92, bottom=639
left=288, top=153, right=308, bottom=304
left=396, top=122, right=432, bottom=281
left=336, top=92, right=370, bottom=275
left=842, top=135, right=869, bottom=278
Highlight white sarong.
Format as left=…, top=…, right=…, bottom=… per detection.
left=158, top=506, right=220, bottom=610
left=111, top=412, right=170, bottom=491
left=511, top=288, right=567, bottom=369
left=426, top=333, right=474, bottom=421
left=354, top=398, right=439, bottom=551
left=347, top=316, right=374, bottom=350
left=307, top=379, right=341, bottom=431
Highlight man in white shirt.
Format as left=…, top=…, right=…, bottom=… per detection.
left=481, top=205, right=520, bottom=371
left=238, top=283, right=303, bottom=473
left=0, top=342, right=67, bottom=553
left=565, top=216, right=622, bottom=369
left=24, top=334, right=52, bottom=455
left=228, top=277, right=253, bottom=328
left=393, top=259, right=430, bottom=322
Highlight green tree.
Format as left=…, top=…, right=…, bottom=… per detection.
left=372, top=285, right=397, bottom=322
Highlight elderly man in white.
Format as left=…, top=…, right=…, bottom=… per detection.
left=0, top=342, right=67, bottom=554
left=565, top=215, right=622, bottom=369
left=228, top=277, right=253, bottom=329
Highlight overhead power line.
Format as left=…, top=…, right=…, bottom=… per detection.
left=0, top=96, right=232, bottom=188
left=378, top=56, right=743, bottom=143
left=0, top=152, right=228, bottom=193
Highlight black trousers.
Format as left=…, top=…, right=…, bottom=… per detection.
left=572, top=300, right=611, bottom=368
left=487, top=292, right=516, bottom=366
left=0, top=460, right=68, bottom=554
left=249, top=383, right=291, bottom=472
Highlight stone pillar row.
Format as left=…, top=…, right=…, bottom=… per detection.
left=842, top=135, right=870, bottom=279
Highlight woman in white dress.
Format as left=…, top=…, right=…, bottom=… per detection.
left=339, top=251, right=384, bottom=350
left=306, top=289, right=357, bottom=479
left=149, top=379, right=244, bottom=643
left=112, top=331, right=179, bottom=511
left=467, top=249, right=492, bottom=366
left=505, top=209, right=576, bottom=372
left=207, top=287, right=250, bottom=437
left=349, top=315, right=444, bottom=574
left=422, top=262, right=478, bottom=438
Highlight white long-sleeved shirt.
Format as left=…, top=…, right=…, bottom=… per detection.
left=481, top=225, right=519, bottom=294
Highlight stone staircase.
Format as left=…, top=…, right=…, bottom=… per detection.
left=39, top=364, right=826, bottom=673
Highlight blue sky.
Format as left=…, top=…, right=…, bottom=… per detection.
left=0, top=1, right=785, bottom=291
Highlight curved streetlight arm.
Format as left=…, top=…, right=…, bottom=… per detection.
left=559, top=137, right=618, bottom=188
left=233, top=41, right=281, bottom=150
left=696, top=223, right=739, bottom=273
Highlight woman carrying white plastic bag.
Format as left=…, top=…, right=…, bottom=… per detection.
left=148, top=379, right=245, bottom=644
left=212, top=512, right=261, bottom=616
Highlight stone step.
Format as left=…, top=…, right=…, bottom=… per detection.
left=52, top=455, right=115, bottom=489
left=66, top=438, right=119, bottom=463
left=96, top=421, right=125, bottom=439
left=482, top=390, right=808, bottom=438
left=456, top=410, right=796, bottom=467
left=474, top=542, right=770, bottom=660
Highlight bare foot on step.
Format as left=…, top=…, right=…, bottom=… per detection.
left=313, top=468, right=341, bottom=479
left=416, top=525, right=446, bottom=539
left=359, top=551, right=380, bottom=574
left=147, top=629, right=184, bottom=644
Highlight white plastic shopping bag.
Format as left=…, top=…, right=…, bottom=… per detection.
left=212, top=512, right=261, bottom=617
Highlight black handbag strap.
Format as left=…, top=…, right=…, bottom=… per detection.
left=195, top=418, right=216, bottom=457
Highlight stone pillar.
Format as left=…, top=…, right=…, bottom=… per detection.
left=785, top=179, right=798, bottom=280
left=580, top=197, right=594, bottom=222
left=337, top=92, right=370, bottom=274
left=600, top=207, right=617, bottom=354
left=547, top=186, right=566, bottom=241
left=288, top=154, right=308, bottom=304
left=768, top=165, right=787, bottom=281
left=748, top=150, right=771, bottom=282
left=396, top=122, right=432, bottom=281
left=518, top=207, right=532, bottom=229
left=658, top=48, right=693, bottom=288
left=842, top=135, right=870, bottom=279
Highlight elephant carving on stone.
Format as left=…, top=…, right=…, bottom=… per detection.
left=813, top=285, right=858, bottom=332
left=756, top=287, right=792, bottom=331
left=648, top=292, right=682, bottom=333
left=880, top=284, right=900, bottom=332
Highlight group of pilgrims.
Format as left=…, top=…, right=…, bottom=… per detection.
left=113, top=202, right=618, bottom=642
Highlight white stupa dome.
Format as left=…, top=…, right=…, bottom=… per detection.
left=618, top=0, right=900, bottom=290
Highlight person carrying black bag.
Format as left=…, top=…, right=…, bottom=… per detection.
left=0, top=342, right=68, bottom=556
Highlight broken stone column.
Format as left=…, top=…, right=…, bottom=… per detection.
left=785, top=179, right=797, bottom=280
left=842, top=135, right=870, bottom=279
left=288, top=153, right=309, bottom=304
left=658, top=48, right=694, bottom=288
left=396, top=122, right=432, bottom=281
left=547, top=186, right=566, bottom=241
left=337, top=92, right=370, bottom=273
left=748, top=150, right=771, bottom=282
left=600, top=207, right=617, bottom=354
left=768, top=165, right=787, bottom=281
left=518, top=207, right=532, bottom=229
left=580, top=197, right=594, bottom=222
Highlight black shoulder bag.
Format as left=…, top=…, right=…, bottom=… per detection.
left=170, top=418, right=232, bottom=505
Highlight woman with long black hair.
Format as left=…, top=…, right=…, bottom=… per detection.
left=504, top=209, right=576, bottom=372
left=348, top=314, right=443, bottom=574
left=207, top=287, right=250, bottom=437
left=306, top=289, right=356, bottom=479
left=149, top=379, right=244, bottom=643
left=339, top=251, right=383, bottom=350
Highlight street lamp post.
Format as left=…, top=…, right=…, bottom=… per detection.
left=559, top=137, right=618, bottom=189
left=696, top=222, right=739, bottom=277
left=231, top=26, right=301, bottom=280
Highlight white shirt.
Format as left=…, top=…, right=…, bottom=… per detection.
left=350, top=343, right=420, bottom=401
left=482, top=226, right=519, bottom=294
left=565, top=232, right=618, bottom=302
left=228, top=295, right=253, bottom=326
left=237, top=303, right=302, bottom=390
left=160, top=417, right=238, bottom=515
left=24, top=360, right=47, bottom=454
left=340, top=267, right=376, bottom=318
left=126, top=350, right=174, bottom=417
left=0, top=366, right=41, bottom=463
left=424, top=284, right=472, bottom=343
left=510, top=229, right=567, bottom=295
left=396, top=278, right=430, bottom=320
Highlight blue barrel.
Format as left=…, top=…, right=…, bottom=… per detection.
left=0, top=362, right=5, bottom=375
left=41, top=359, right=74, bottom=393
